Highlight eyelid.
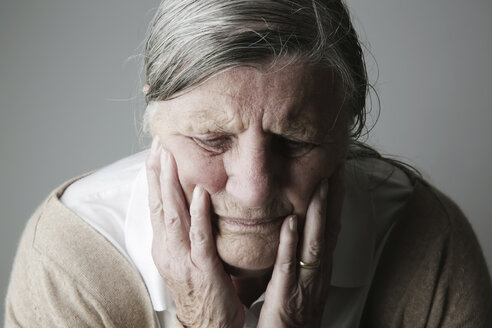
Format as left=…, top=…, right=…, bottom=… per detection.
left=270, top=135, right=315, bottom=159
left=190, top=133, right=330, bottom=157
left=283, top=133, right=336, bottom=146
left=191, top=135, right=232, bottom=154
left=193, top=132, right=232, bottom=139
left=279, top=134, right=320, bottom=146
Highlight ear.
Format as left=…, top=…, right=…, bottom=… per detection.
left=142, top=84, right=150, bottom=95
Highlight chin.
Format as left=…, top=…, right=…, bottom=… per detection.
left=215, top=233, right=279, bottom=275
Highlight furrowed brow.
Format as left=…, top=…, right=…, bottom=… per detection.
left=275, top=116, right=320, bottom=139
left=277, top=119, right=336, bottom=144
left=179, top=109, right=240, bottom=134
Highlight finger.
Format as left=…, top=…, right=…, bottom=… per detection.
left=189, top=185, right=219, bottom=270
left=146, top=136, right=166, bottom=245
left=321, top=165, right=344, bottom=288
left=307, top=166, right=344, bottom=300
left=160, top=147, right=191, bottom=257
left=298, top=179, right=328, bottom=282
left=325, top=165, right=344, bottom=253
left=269, top=215, right=298, bottom=296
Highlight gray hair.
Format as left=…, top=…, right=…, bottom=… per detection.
left=143, top=0, right=368, bottom=140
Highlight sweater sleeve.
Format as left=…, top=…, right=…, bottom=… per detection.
left=5, top=193, right=159, bottom=328
left=361, top=180, right=492, bottom=327
left=5, top=228, right=117, bottom=327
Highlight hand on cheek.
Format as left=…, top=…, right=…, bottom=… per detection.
left=258, top=166, right=344, bottom=328
left=146, top=136, right=245, bottom=328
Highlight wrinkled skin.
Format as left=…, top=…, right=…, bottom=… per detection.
left=146, top=63, right=346, bottom=327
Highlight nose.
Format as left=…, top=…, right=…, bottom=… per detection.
left=224, top=135, right=276, bottom=208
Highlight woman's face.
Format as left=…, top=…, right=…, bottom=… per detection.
left=151, top=63, right=348, bottom=275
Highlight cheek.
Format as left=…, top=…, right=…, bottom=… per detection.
left=161, top=136, right=227, bottom=204
left=285, top=148, right=340, bottom=216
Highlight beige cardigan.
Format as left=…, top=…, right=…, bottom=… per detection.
left=5, top=175, right=492, bottom=327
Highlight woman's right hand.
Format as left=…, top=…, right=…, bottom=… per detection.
left=145, top=137, right=245, bottom=328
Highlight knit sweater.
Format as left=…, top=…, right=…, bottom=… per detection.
left=5, top=174, right=492, bottom=327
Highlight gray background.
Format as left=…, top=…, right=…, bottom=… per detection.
left=1, top=0, right=491, bottom=322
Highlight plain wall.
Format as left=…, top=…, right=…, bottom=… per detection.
left=1, top=0, right=491, bottom=322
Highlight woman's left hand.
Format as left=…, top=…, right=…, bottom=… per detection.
left=257, top=167, right=345, bottom=328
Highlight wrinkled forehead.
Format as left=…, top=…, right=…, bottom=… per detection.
left=152, top=63, right=344, bottom=139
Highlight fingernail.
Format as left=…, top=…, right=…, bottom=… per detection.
left=190, top=185, right=203, bottom=216
left=151, top=136, right=160, bottom=154
left=193, top=185, right=203, bottom=201
left=289, top=215, right=297, bottom=232
left=320, top=179, right=329, bottom=199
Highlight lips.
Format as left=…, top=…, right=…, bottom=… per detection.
left=218, top=215, right=285, bottom=227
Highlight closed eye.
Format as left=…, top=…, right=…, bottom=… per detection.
left=192, top=136, right=232, bottom=154
left=272, top=135, right=317, bottom=158
left=192, top=134, right=320, bottom=157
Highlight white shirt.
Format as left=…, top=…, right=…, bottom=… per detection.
left=61, top=149, right=413, bottom=327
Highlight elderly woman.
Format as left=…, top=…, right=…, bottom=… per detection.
left=5, top=0, right=492, bottom=327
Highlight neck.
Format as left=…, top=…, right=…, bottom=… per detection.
left=227, top=266, right=272, bottom=307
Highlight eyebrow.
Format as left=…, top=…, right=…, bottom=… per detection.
left=177, top=106, right=335, bottom=143
left=275, top=118, right=335, bottom=144
left=278, top=122, right=313, bottom=139
left=177, top=109, right=241, bottom=134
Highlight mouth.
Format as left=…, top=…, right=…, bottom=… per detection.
left=218, top=215, right=285, bottom=228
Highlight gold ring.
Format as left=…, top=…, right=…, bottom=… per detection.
left=299, top=259, right=321, bottom=270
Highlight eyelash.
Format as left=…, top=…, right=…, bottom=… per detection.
left=192, top=136, right=232, bottom=154
left=273, top=135, right=317, bottom=157
left=192, top=135, right=317, bottom=157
